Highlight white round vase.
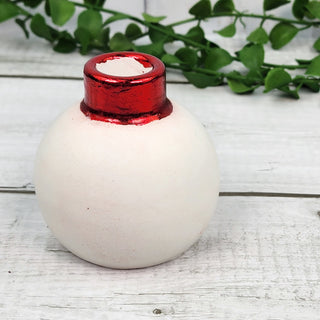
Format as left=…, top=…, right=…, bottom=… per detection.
left=34, top=52, right=219, bottom=269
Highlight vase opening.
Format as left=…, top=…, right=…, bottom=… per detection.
left=96, top=56, right=153, bottom=77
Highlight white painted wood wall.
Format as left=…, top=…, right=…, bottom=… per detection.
left=1, top=1, right=320, bottom=319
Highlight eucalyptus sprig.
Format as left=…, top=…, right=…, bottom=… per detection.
left=1, top=0, right=320, bottom=98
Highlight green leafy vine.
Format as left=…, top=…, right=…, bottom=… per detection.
left=1, top=0, right=320, bottom=98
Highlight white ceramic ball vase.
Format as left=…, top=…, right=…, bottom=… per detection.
left=34, top=52, right=219, bottom=269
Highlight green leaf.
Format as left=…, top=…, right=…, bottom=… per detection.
left=74, top=27, right=91, bottom=54
left=296, top=58, right=311, bottom=65
left=183, top=71, right=223, bottom=88
left=49, top=0, right=75, bottom=26
left=246, top=69, right=266, bottom=85
left=104, top=13, right=127, bottom=25
left=109, top=33, right=132, bottom=51
left=247, top=27, right=268, bottom=44
left=54, top=31, right=76, bottom=53
left=216, top=23, right=236, bottom=37
left=279, top=86, right=300, bottom=99
left=185, top=26, right=205, bottom=42
left=238, top=44, right=264, bottom=70
left=292, top=0, right=309, bottom=20
left=189, top=0, right=212, bottom=19
left=227, top=78, right=254, bottom=93
left=23, top=0, right=43, bottom=8
left=30, top=13, right=53, bottom=42
left=0, top=0, right=20, bottom=22
left=45, top=0, right=51, bottom=16
left=84, top=0, right=106, bottom=7
left=305, top=1, right=320, bottom=19
left=263, top=0, right=290, bottom=11
left=269, top=23, right=298, bottom=49
left=175, top=48, right=198, bottom=67
left=204, top=47, right=233, bottom=71
left=135, top=42, right=164, bottom=57
left=213, top=0, right=235, bottom=13
left=161, top=54, right=182, bottom=65
left=142, top=13, right=166, bottom=23
left=97, top=27, right=110, bottom=50
left=305, top=9, right=316, bottom=19
left=306, top=55, right=320, bottom=76
left=15, top=18, right=29, bottom=38
left=78, top=9, right=102, bottom=38
left=125, top=23, right=142, bottom=40
left=314, top=38, right=320, bottom=51
left=293, top=75, right=320, bottom=92
left=264, top=68, right=292, bottom=92
left=303, top=81, right=320, bottom=92
left=206, top=40, right=220, bottom=49
left=149, top=25, right=174, bottom=43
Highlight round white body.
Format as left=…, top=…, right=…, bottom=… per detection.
left=34, top=102, right=219, bottom=269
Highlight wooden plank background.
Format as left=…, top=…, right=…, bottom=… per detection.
left=1, top=1, right=320, bottom=319
left=2, top=193, right=320, bottom=319
left=1, top=78, right=320, bottom=194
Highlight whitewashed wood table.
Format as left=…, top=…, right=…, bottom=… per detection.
left=1, top=1, right=320, bottom=319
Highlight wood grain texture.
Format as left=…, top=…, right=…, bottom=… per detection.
left=0, top=21, right=185, bottom=82
left=1, top=77, right=320, bottom=194
left=0, top=1, right=317, bottom=81
left=1, top=6, right=320, bottom=319
left=147, top=0, right=317, bottom=65
left=0, top=0, right=149, bottom=80
left=1, top=193, right=320, bottom=319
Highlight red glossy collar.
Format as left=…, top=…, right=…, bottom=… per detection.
left=81, top=52, right=172, bottom=125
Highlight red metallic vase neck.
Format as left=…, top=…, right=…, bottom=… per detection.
left=81, top=52, right=173, bottom=125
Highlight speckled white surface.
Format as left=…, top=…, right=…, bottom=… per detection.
left=96, top=57, right=153, bottom=76
left=34, top=102, right=219, bottom=269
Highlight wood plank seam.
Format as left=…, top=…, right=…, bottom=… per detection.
left=0, top=74, right=188, bottom=84
left=1, top=186, right=320, bottom=198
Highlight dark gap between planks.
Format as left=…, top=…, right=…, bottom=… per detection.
left=1, top=186, right=320, bottom=198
